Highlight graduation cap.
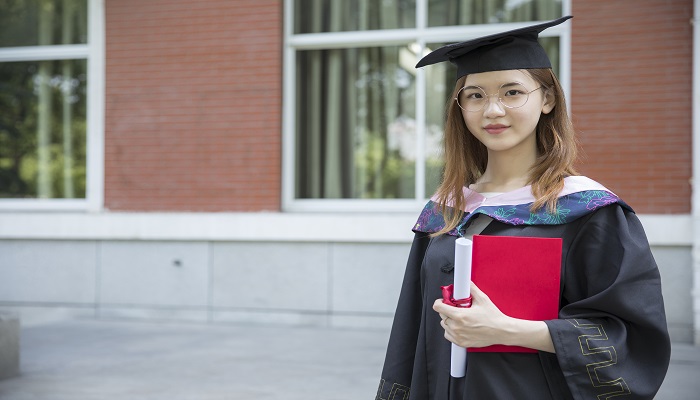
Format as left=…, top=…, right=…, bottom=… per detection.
left=416, top=16, right=572, bottom=79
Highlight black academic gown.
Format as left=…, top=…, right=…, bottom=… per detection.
left=376, top=201, right=671, bottom=400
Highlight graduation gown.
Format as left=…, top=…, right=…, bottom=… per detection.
left=376, top=176, right=671, bottom=400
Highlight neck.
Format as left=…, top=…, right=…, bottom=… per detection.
left=476, top=144, right=538, bottom=193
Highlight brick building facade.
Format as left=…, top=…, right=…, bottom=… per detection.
left=572, top=1, right=692, bottom=213
left=105, top=0, right=282, bottom=211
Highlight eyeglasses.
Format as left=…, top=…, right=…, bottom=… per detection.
left=455, top=83, right=544, bottom=112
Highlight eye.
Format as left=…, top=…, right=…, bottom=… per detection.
left=466, top=91, right=484, bottom=99
left=503, top=89, right=526, bottom=97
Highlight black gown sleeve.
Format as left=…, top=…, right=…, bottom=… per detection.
left=544, top=205, right=671, bottom=400
left=376, top=232, right=431, bottom=400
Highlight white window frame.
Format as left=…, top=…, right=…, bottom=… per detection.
left=0, top=0, right=105, bottom=212
left=282, top=0, right=572, bottom=213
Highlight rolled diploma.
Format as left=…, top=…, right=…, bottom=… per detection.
left=451, top=237, right=473, bottom=378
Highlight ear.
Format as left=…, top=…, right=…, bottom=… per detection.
left=541, top=89, right=555, bottom=115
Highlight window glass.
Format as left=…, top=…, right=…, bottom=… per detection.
left=0, top=59, right=87, bottom=199
left=294, top=0, right=416, bottom=34
left=0, top=0, right=88, bottom=47
left=424, top=57, right=451, bottom=197
left=295, top=45, right=417, bottom=199
left=428, top=0, right=562, bottom=26
left=289, top=0, right=566, bottom=204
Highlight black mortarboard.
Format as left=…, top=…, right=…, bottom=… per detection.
left=416, top=16, right=572, bottom=79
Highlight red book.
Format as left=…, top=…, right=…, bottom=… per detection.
left=467, top=235, right=562, bottom=353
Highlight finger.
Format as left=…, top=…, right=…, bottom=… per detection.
left=433, top=299, right=456, bottom=317
left=433, top=298, right=447, bottom=313
left=441, top=317, right=455, bottom=334
left=443, top=330, right=456, bottom=345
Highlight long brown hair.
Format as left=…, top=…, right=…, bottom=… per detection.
left=433, top=68, right=578, bottom=236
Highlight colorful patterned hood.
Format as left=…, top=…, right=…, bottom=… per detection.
left=413, top=176, right=631, bottom=237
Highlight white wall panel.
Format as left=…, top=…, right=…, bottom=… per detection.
left=211, top=242, right=329, bottom=312
left=99, top=241, right=209, bottom=307
left=331, top=243, right=410, bottom=314
left=0, top=241, right=97, bottom=303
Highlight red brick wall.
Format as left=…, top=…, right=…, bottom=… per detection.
left=572, top=0, right=693, bottom=213
left=105, top=0, right=282, bottom=211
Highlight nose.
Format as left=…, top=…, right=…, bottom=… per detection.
left=483, top=94, right=506, bottom=117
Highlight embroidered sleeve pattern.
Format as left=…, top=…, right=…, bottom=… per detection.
left=375, top=379, right=410, bottom=400
left=567, top=319, right=631, bottom=399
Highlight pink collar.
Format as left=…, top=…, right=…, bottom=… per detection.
left=431, top=176, right=614, bottom=213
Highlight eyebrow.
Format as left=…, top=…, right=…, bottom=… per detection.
left=462, top=82, right=525, bottom=90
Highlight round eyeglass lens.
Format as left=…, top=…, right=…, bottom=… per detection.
left=498, top=83, right=531, bottom=108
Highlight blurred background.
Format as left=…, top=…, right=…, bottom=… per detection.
left=0, top=0, right=697, bottom=398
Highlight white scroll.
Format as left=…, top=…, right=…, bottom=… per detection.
left=451, top=237, right=473, bottom=378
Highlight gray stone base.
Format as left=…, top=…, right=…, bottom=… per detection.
left=0, top=312, right=19, bottom=380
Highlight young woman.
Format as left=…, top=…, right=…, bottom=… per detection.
left=376, top=16, right=670, bottom=400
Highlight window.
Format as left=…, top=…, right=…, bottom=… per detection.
left=283, top=0, right=569, bottom=211
left=0, top=0, right=103, bottom=210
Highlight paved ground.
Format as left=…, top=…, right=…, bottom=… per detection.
left=0, top=318, right=697, bottom=399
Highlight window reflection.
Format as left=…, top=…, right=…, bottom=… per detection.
left=0, top=60, right=87, bottom=198
left=291, top=0, right=564, bottom=201
left=0, top=0, right=88, bottom=47
left=428, top=0, right=562, bottom=26
left=295, top=46, right=417, bottom=199
left=294, top=0, right=416, bottom=34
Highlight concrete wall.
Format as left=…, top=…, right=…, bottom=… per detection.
left=654, top=246, right=694, bottom=343
left=0, top=239, right=408, bottom=330
left=0, top=239, right=693, bottom=343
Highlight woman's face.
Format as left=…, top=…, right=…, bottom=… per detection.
left=458, top=69, right=554, bottom=155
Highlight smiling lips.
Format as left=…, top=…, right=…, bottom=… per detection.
left=484, top=124, right=509, bottom=134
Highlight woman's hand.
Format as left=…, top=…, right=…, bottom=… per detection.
left=433, top=282, right=510, bottom=348
left=433, top=282, right=555, bottom=353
